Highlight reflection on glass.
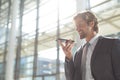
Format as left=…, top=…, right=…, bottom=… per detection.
left=37, top=57, right=56, bottom=75
left=20, top=69, right=33, bottom=76
left=20, top=77, right=32, bottom=80
left=0, top=63, right=3, bottom=74
left=44, top=76, right=56, bottom=80
left=37, top=48, right=65, bottom=75
left=35, top=77, right=42, bottom=80
left=20, top=56, right=33, bottom=76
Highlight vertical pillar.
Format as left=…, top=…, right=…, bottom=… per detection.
left=56, top=0, right=60, bottom=80
left=32, top=0, right=39, bottom=80
left=3, top=0, right=11, bottom=80
left=76, top=0, right=87, bottom=12
left=5, top=0, right=18, bottom=80
left=86, top=0, right=91, bottom=10
left=14, top=0, right=24, bottom=80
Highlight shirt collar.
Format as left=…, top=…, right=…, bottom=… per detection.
left=88, top=34, right=100, bottom=45
left=79, top=34, right=100, bottom=49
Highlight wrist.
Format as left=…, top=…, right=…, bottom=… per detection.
left=66, top=55, right=72, bottom=60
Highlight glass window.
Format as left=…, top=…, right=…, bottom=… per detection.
left=37, top=48, right=65, bottom=75
left=20, top=56, right=33, bottom=69
left=22, top=9, right=37, bottom=33
left=20, top=69, right=33, bottom=76
left=20, top=77, right=32, bottom=80
left=44, top=76, right=56, bottom=80
left=90, top=0, right=107, bottom=7
left=35, top=77, right=42, bottom=80
left=0, top=63, right=3, bottom=74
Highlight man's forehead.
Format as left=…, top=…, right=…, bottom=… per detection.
left=74, top=18, right=85, bottom=23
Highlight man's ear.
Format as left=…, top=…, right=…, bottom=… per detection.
left=89, top=21, right=95, bottom=28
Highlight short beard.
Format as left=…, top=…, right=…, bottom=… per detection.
left=79, top=33, right=86, bottom=39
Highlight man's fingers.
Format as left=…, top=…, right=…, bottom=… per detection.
left=67, top=43, right=74, bottom=51
left=58, top=40, right=65, bottom=48
left=58, top=39, right=74, bottom=52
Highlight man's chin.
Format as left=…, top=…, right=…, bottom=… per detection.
left=80, top=36, right=85, bottom=39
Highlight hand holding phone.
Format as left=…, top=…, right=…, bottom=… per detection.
left=57, top=38, right=74, bottom=60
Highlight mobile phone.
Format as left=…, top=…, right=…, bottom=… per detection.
left=57, top=38, right=74, bottom=43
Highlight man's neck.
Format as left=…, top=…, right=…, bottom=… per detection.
left=86, top=32, right=97, bottom=42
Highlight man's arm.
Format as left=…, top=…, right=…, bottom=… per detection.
left=64, top=48, right=82, bottom=80
left=64, top=57, right=75, bottom=80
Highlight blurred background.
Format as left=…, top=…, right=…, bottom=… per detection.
left=0, top=0, right=120, bottom=80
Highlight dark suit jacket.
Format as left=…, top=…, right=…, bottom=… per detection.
left=65, top=36, right=120, bottom=80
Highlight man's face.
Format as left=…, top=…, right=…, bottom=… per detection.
left=74, top=17, right=91, bottom=39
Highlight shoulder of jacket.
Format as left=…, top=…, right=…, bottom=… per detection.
left=99, top=36, right=120, bottom=46
left=99, top=36, right=116, bottom=41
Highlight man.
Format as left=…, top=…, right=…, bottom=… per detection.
left=59, top=11, right=120, bottom=80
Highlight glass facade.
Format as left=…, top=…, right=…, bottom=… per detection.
left=0, top=0, right=119, bottom=80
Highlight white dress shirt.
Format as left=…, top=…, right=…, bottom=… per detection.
left=83, top=34, right=100, bottom=80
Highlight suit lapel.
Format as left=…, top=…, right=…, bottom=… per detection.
left=91, top=36, right=104, bottom=68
